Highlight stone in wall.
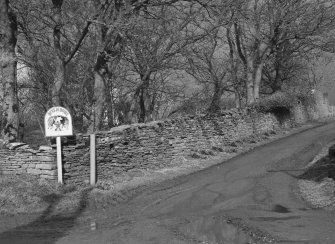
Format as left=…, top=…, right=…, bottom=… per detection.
left=0, top=143, right=57, bottom=181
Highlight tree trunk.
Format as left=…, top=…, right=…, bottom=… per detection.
left=136, top=84, right=150, bottom=123
left=147, top=92, right=156, bottom=121
left=246, top=59, right=255, bottom=105
left=208, top=80, right=224, bottom=113
left=235, top=90, right=241, bottom=109
left=87, top=65, right=106, bottom=133
left=234, top=24, right=256, bottom=106
left=87, top=0, right=115, bottom=132
left=138, top=87, right=146, bottom=123
left=51, top=58, right=65, bottom=106
left=272, top=52, right=283, bottom=92
left=0, top=0, right=19, bottom=143
left=106, top=79, right=115, bottom=128
left=135, top=74, right=151, bottom=123
left=253, top=62, right=264, bottom=101
left=227, top=26, right=242, bottom=109
left=51, top=0, right=65, bottom=106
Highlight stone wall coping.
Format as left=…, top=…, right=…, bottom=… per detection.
left=86, top=110, right=252, bottom=136
left=1, top=143, right=55, bottom=154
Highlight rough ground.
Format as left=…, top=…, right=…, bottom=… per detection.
left=1, top=121, right=335, bottom=244
left=298, top=142, right=335, bottom=210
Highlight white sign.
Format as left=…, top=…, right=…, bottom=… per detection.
left=44, top=106, right=73, bottom=137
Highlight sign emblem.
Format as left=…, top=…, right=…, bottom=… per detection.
left=45, top=107, right=73, bottom=137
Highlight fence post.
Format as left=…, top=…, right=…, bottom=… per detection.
left=90, top=134, right=96, bottom=186
left=56, top=136, right=63, bottom=184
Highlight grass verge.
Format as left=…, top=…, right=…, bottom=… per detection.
left=0, top=174, right=83, bottom=216
left=298, top=142, right=335, bottom=210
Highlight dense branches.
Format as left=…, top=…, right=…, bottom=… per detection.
left=0, top=0, right=335, bottom=140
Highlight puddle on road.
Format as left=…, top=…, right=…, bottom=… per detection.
left=272, top=204, right=291, bottom=213
left=181, top=216, right=254, bottom=244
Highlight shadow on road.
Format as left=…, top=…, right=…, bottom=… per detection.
left=0, top=187, right=92, bottom=244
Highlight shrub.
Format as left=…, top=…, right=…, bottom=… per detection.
left=253, top=92, right=295, bottom=113
left=295, top=90, right=316, bottom=107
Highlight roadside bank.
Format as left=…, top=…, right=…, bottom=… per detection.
left=298, top=140, right=335, bottom=210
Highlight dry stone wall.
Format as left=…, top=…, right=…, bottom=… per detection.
left=0, top=110, right=280, bottom=184
left=0, top=144, right=57, bottom=180
left=62, top=111, right=279, bottom=185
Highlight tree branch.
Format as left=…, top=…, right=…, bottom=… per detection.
left=65, top=20, right=92, bottom=65
left=234, top=23, right=247, bottom=66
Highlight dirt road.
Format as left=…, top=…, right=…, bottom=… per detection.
left=2, top=122, right=335, bottom=244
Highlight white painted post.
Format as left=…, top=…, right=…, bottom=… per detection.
left=56, top=136, right=63, bottom=184
left=90, top=134, right=96, bottom=186
left=90, top=219, right=96, bottom=230
left=331, top=106, right=333, bottom=117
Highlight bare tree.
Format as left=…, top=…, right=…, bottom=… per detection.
left=124, top=2, right=207, bottom=122
left=50, top=0, right=91, bottom=106
left=87, top=0, right=131, bottom=132
left=87, top=0, right=206, bottom=128
left=0, top=0, right=19, bottom=143
left=185, top=28, right=230, bottom=113
left=232, top=0, right=335, bottom=105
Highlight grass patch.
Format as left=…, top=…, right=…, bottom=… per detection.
left=0, top=173, right=139, bottom=216
left=0, top=174, right=121, bottom=217
left=0, top=174, right=82, bottom=216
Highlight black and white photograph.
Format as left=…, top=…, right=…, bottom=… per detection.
left=1, top=0, right=335, bottom=243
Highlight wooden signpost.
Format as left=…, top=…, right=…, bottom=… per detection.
left=90, top=134, right=96, bottom=186
left=45, top=107, right=73, bottom=184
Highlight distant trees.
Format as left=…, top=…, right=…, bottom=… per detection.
left=260, top=0, right=335, bottom=94
left=220, top=0, right=335, bottom=106
left=230, top=0, right=335, bottom=105
left=185, top=28, right=230, bottom=113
